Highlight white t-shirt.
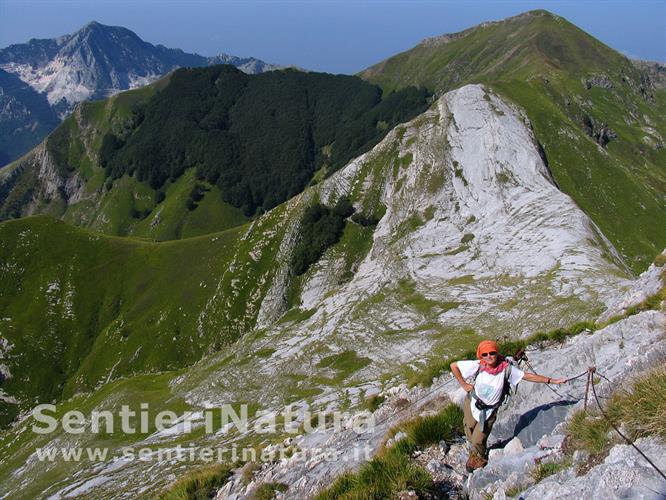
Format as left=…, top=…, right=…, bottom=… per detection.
left=457, top=359, right=524, bottom=422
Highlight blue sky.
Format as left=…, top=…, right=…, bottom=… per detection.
left=0, top=0, right=664, bottom=73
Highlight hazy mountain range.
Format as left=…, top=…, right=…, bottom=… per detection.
left=0, top=21, right=279, bottom=166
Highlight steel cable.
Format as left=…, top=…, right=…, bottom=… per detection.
left=590, top=368, right=666, bottom=483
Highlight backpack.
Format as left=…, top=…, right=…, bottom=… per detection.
left=469, top=357, right=517, bottom=430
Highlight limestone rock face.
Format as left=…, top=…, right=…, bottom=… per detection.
left=215, top=257, right=664, bottom=499
left=583, top=74, right=614, bottom=90
left=184, top=84, right=631, bottom=415
left=519, top=437, right=666, bottom=500
left=598, top=250, right=665, bottom=324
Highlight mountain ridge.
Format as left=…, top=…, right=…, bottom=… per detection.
left=0, top=66, right=431, bottom=239
left=360, top=9, right=666, bottom=274
left=360, top=10, right=629, bottom=86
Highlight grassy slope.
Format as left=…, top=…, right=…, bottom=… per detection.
left=316, top=404, right=463, bottom=499
left=0, top=369, right=190, bottom=498
left=0, top=194, right=376, bottom=497
left=0, top=133, right=384, bottom=425
left=0, top=210, right=291, bottom=420
left=0, top=76, right=249, bottom=240
left=360, top=9, right=666, bottom=274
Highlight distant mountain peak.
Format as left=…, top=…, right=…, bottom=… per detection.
left=420, top=9, right=559, bottom=49
left=0, top=21, right=279, bottom=108
left=0, top=21, right=281, bottom=166
left=67, top=21, right=144, bottom=51
left=78, top=20, right=135, bottom=36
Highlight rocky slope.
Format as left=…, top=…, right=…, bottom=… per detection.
left=216, top=254, right=666, bottom=499
left=0, top=84, right=637, bottom=498
left=0, top=21, right=279, bottom=166
left=160, top=83, right=632, bottom=424
left=360, top=9, right=666, bottom=274
left=465, top=256, right=666, bottom=499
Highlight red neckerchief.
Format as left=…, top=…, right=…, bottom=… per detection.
left=479, top=356, right=508, bottom=375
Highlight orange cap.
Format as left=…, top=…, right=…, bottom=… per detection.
left=476, top=340, right=499, bottom=360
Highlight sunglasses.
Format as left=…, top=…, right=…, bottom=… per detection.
left=481, top=351, right=498, bottom=357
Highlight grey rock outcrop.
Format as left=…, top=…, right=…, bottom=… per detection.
left=598, top=250, right=665, bottom=324
left=215, top=253, right=665, bottom=499
left=581, top=114, right=617, bottom=147
left=632, top=60, right=666, bottom=90
left=519, top=437, right=666, bottom=499
left=583, top=74, right=614, bottom=90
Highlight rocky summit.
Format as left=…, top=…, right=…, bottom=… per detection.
left=0, top=21, right=279, bottom=114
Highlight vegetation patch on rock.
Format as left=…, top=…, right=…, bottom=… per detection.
left=291, top=198, right=354, bottom=276
left=316, top=403, right=463, bottom=499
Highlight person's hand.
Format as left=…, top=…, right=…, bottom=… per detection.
left=462, top=382, right=474, bottom=392
left=550, top=378, right=567, bottom=385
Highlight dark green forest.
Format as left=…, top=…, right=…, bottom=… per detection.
left=291, top=198, right=355, bottom=276
left=99, top=65, right=430, bottom=215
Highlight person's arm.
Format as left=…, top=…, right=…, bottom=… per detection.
left=522, top=372, right=567, bottom=384
left=450, top=362, right=474, bottom=392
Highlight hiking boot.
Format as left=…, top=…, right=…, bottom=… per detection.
left=465, top=452, right=488, bottom=472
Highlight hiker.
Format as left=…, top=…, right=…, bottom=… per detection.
left=450, top=340, right=567, bottom=472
